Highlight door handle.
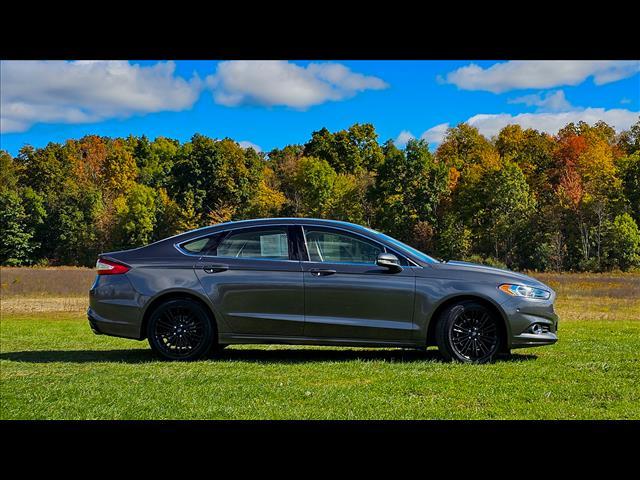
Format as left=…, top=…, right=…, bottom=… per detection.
left=309, top=268, right=336, bottom=276
left=203, top=264, right=229, bottom=274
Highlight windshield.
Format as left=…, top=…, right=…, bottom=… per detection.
left=369, top=230, right=440, bottom=264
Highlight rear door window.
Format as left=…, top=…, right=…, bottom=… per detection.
left=214, top=228, right=290, bottom=260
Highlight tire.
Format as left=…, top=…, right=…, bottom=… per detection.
left=147, top=298, right=215, bottom=361
left=435, top=300, right=503, bottom=364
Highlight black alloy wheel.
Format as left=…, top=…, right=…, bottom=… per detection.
left=147, top=298, right=215, bottom=361
left=435, top=300, right=502, bottom=363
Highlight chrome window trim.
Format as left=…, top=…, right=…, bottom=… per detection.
left=174, top=222, right=422, bottom=267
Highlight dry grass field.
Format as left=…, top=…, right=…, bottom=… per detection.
left=0, top=267, right=94, bottom=314
left=1, top=266, right=639, bottom=419
left=2, top=267, right=638, bottom=319
left=534, top=272, right=640, bottom=322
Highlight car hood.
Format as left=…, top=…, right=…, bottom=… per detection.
left=431, top=260, right=551, bottom=290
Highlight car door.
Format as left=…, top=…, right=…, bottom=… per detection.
left=300, top=226, right=416, bottom=342
left=194, top=225, right=304, bottom=337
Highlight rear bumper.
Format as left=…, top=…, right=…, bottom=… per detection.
left=87, top=311, right=102, bottom=335
left=87, top=308, right=141, bottom=339
left=88, top=273, right=145, bottom=339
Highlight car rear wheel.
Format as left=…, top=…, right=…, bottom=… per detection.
left=147, top=298, right=215, bottom=361
left=435, top=300, right=502, bottom=363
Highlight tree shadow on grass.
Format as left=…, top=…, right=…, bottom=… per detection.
left=0, top=348, right=538, bottom=365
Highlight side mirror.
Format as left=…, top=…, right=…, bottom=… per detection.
left=376, top=252, right=402, bottom=272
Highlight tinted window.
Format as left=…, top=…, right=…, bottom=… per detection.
left=304, top=228, right=383, bottom=264
left=215, top=228, right=290, bottom=260
left=180, top=236, right=216, bottom=254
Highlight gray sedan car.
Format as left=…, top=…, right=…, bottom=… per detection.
left=88, top=218, right=558, bottom=363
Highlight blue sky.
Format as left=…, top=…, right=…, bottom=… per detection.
left=1, top=60, right=638, bottom=155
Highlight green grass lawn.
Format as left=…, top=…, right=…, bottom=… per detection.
left=2, top=311, right=639, bottom=419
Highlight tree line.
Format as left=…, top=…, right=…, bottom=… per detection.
left=1, top=119, right=639, bottom=271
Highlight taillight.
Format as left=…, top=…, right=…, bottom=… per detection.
left=96, top=258, right=130, bottom=275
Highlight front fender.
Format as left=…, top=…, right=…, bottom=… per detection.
left=413, top=277, right=511, bottom=344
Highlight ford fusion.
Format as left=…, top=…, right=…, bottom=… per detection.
left=88, top=218, right=558, bottom=363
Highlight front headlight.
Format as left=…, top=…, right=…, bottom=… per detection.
left=499, top=283, right=550, bottom=300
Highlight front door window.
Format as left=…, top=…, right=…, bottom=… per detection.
left=304, top=229, right=382, bottom=264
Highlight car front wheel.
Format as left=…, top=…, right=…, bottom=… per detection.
left=435, top=300, right=503, bottom=363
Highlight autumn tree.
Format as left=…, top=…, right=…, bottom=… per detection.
left=245, top=166, right=286, bottom=218
left=435, top=123, right=495, bottom=172
left=2, top=121, right=638, bottom=270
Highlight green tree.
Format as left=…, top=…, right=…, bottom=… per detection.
left=54, top=185, right=103, bottom=265
left=616, top=119, right=640, bottom=155
left=0, top=191, right=34, bottom=265
left=617, top=151, right=640, bottom=224
left=304, top=123, right=384, bottom=173
left=0, top=152, right=46, bottom=265
left=170, top=135, right=264, bottom=223
left=269, top=145, right=305, bottom=216
left=436, top=212, right=472, bottom=261
left=113, top=184, right=157, bottom=249
left=373, top=139, right=448, bottom=243
left=603, top=213, right=640, bottom=270
left=292, top=156, right=337, bottom=217
left=153, top=188, right=183, bottom=241
left=130, top=135, right=178, bottom=188
left=325, top=171, right=374, bottom=225
left=458, top=161, right=535, bottom=266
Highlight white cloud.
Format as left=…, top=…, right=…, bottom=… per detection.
left=394, top=130, right=415, bottom=147
left=420, top=123, right=450, bottom=144
left=443, top=60, right=640, bottom=93
left=508, top=90, right=572, bottom=112
left=206, top=60, right=388, bottom=109
left=466, top=109, right=639, bottom=139
left=621, top=97, right=632, bottom=104
left=238, top=140, right=262, bottom=152
left=419, top=108, right=639, bottom=144
left=0, top=60, right=202, bottom=133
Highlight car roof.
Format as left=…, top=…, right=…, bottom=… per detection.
left=172, top=217, right=377, bottom=240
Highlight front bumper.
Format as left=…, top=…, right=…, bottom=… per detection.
left=511, top=330, right=558, bottom=348
left=500, top=296, right=559, bottom=349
